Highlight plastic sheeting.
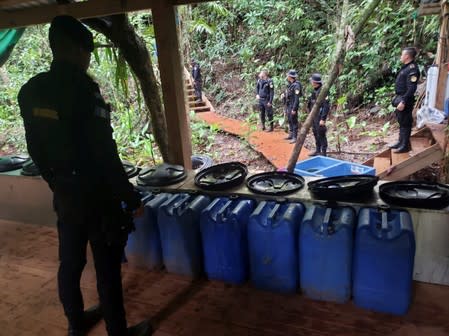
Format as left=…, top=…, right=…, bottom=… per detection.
left=0, top=28, right=25, bottom=67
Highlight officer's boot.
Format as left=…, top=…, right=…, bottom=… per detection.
left=68, top=304, right=103, bottom=336
left=394, top=128, right=411, bottom=153
left=267, top=121, right=274, bottom=132
left=289, top=133, right=297, bottom=144
left=321, top=146, right=327, bottom=157
left=284, top=131, right=292, bottom=140
left=388, top=131, right=403, bottom=149
left=127, top=319, right=153, bottom=336
left=308, top=142, right=321, bottom=156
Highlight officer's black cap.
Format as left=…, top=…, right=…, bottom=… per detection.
left=287, top=69, right=298, bottom=78
left=310, top=73, right=322, bottom=84
left=49, top=15, right=94, bottom=52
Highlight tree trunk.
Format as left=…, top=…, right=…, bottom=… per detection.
left=84, top=15, right=169, bottom=161
left=286, top=0, right=383, bottom=172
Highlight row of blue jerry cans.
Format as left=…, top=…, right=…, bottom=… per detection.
left=126, top=194, right=415, bottom=315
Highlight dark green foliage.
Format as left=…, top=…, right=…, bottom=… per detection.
left=188, top=0, right=438, bottom=112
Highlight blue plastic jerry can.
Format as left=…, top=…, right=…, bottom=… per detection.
left=158, top=193, right=210, bottom=277
left=353, top=207, right=416, bottom=315
left=125, top=193, right=171, bottom=270
left=248, top=201, right=305, bottom=294
left=299, top=204, right=356, bottom=303
left=200, top=197, right=256, bottom=284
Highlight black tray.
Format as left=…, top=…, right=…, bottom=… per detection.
left=194, top=162, right=248, bottom=191
left=137, top=163, right=186, bottom=187
left=246, top=171, right=305, bottom=196
left=308, top=175, right=379, bottom=201
left=379, top=181, right=449, bottom=209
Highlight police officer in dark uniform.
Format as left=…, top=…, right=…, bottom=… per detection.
left=191, top=59, right=202, bottom=103
left=284, top=70, right=302, bottom=143
left=18, top=16, right=152, bottom=336
left=255, top=69, right=275, bottom=131
left=390, top=47, right=420, bottom=153
left=307, top=73, right=330, bottom=156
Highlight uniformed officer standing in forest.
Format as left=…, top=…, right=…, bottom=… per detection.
left=390, top=47, right=420, bottom=153
left=284, top=70, right=302, bottom=143
left=307, top=73, right=330, bottom=156
left=18, top=16, right=152, bottom=336
left=255, top=69, right=275, bottom=131
left=191, top=59, right=203, bottom=103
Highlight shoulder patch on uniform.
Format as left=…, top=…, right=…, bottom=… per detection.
left=410, top=76, right=418, bottom=83
left=94, top=106, right=110, bottom=120
left=32, top=108, right=59, bottom=120
left=295, top=89, right=300, bottom=95
left=409, top=64, right=415, bottom=68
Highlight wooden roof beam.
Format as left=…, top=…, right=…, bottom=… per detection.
left=0, top=0, right=213, bottom=29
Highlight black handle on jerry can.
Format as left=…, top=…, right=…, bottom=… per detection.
left=321, top=207, right=333, bottom=234
left=174, top=194, right=191, bottom=216
left=381, top=211, right=389, bottom=231
left=267, top=203, right=282, bottom=226
left=217, top=200, right=233, bottom=220
left=376, top=205, right=391, bottom=238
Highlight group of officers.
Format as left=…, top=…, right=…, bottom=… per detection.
left=254, top=45, right=419, bottom=156
left=256, top=69, right=330, bottom=156
left=17, top=14, right=419, bottom=336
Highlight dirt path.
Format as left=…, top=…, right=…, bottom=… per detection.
left=196, top=112, right=309, bottom=169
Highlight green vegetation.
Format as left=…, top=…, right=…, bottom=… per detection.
left=187, top=1, right=438, bottom=115
left=0, top=2, right=441, bottom=166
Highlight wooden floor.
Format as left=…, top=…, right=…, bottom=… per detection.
left=1, top=220, right=449, bottom=336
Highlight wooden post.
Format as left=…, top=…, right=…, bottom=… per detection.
left=152, top=2, right=192, bottom=168
left=435, top=2, right=449, bottom=111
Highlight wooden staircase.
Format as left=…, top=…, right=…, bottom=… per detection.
left=363, top=124, right=447, bottom=180
left=184, top=68, right=214, bottom=114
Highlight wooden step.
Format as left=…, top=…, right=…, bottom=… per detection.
left=391, top=150, right=411, bottom=166
left=418, top=2, right=441, bottom=16
left=193, top=106, right=210, bottom=113
left=410, top=137, right=431, bottom=155
left=186, top=84, right=193, bottom=90
left=373, top=152, right=391, bottom=175
left=189, top=102, right=206, bottom=108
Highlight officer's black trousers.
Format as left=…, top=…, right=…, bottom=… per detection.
left=287, top=110, right=298, bottom=138
left=395, top=101, right=414, bottom=147
left=194, top=80, right=202, bottom=101
left=259, top=99, right=273, bottom=128
left=395, top=102, right=413, bottom=128
left=312, top=120, right=327, bottom=153
left=53, top=180, right=127, bottom=336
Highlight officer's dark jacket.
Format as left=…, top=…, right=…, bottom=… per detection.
left=256, top=78, right=274, bottom=104
left=18, top=61, right=140, bottom=209
left=286, top=80, right=302, bottom=112
left=395, top=61, right=420, bottom=104
left=307, top=85, right=330, bottom=121
left=192, top=64, right=202, bottom=82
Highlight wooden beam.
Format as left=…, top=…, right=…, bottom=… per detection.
left=152, top=2, right=192, bottom=167
left=0, top=0, right=156, bottom=29
left=0, top=0, right=215, bottom=29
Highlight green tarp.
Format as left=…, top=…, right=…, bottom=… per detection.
left=0, top=28, right=25, bottom=67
